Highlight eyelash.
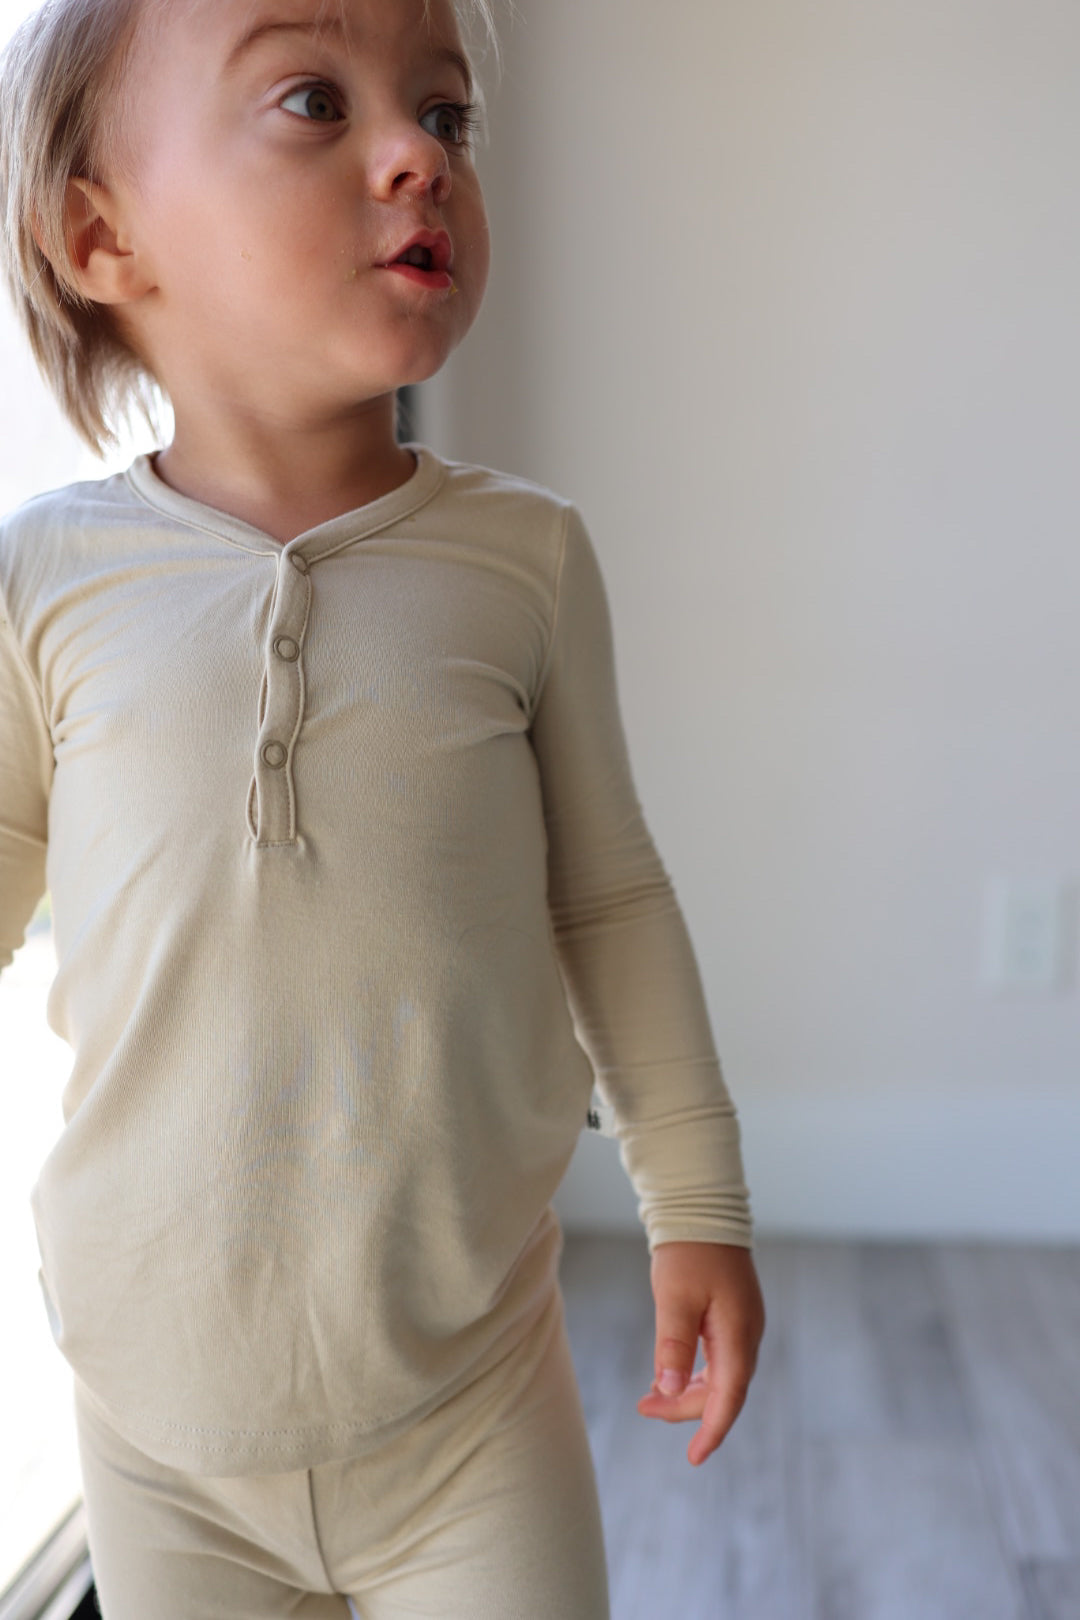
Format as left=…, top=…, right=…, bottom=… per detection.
left=436, top=101, right=481, bottom=146
left=279, top=83, right=481, bottom=146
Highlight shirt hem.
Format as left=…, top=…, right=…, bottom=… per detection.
left=70, top=1268, right=562, bottom=1476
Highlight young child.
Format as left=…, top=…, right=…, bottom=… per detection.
left=0, top=0, right=766, bottom=1615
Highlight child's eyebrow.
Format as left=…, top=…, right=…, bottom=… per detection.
left=220, top=15, right=474, bottom=100
left=428, top=46, right=475, bottom=101
left=221, top=16, right=348, bottom=76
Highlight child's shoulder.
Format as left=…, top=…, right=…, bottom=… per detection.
left=1, top=464, right=137, bottom=527
left=421, top=451, right=588, bottom=587
left=0, top=466, right=137, bottom=552
left=0, top=466, right=141, bottom=599
left=431, top=450, right=577, bottom=526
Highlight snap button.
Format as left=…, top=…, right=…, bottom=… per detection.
left=261, top=740, right=288, bottom=769
left=289, top=553, right=310, bottom=574
left=273, top=636, right=300, bottom=662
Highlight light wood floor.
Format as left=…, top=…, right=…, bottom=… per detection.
left=557, top=1233, right=1080, bottom=1620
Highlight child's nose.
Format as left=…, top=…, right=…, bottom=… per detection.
left=370, top=125, right=452, bottom=207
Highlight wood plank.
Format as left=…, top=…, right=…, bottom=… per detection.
left=559, top=1232, right=654, bottom=1474
left=936, top=1242, right=1080, bottom=1559
left=1019, top=1559, right=1080, bottom=1620
left=793, top=1239, right=971, bottom=1439
left=804, top=1438, right=1026, bottom=1620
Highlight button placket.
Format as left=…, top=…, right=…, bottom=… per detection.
left=248, top=548, right=312, bottom=845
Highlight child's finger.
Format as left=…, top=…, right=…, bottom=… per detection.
left=650, top=1305, right=704, bottom=1398
left=635, top=1371, right=707, bottom=1419
left=636, top=1360, right=751, bottom=1464
left=640, top=1367, right=708, bottom=1401
left=686, top=1382, right=743, bottom=1466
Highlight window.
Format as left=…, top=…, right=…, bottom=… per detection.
left=0, top=3, right=158, bottom=1603
left=0, top=918, right=84, bottom=1602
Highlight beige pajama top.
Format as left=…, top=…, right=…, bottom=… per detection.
left=0, top=445, right=752, bottom=1475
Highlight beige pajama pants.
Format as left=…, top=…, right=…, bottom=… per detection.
left=72, top=1285, right=611, bottom=1620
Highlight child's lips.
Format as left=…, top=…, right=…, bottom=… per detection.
left=378, top=228, right=454, bottom=291
left=381, top=262, right=454, bottom=291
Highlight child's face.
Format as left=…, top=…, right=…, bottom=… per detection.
left=107, top=0, right=490, bottom=422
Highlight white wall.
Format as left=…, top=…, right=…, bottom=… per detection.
left=429, top=0, right=1080, bottom=1241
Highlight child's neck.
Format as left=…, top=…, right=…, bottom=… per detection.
left=153, top=394, right=417, bottom=544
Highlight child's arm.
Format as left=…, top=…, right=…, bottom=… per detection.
left=529, top=506, right=765, bottom=1466
left=0, top=576, right=52, bottom=974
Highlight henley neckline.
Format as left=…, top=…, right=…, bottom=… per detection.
left=122, top=441, right=447, bottom=560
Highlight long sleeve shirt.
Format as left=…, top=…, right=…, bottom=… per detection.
left=0, top=445, right=752, bottom=1474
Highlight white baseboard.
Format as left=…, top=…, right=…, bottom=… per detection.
left=552, top=1091, right=1080, bottom=1245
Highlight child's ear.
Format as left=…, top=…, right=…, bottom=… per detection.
left=61, top=177, right=155, bottom=305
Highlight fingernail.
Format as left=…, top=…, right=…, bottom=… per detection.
left=659, top=1369, right=685, bottom=1395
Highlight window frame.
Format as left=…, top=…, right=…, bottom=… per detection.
left=0, top=1505, right=92, bottom=1620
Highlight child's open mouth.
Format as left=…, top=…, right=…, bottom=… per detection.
left=380, top=230, right=454, bottom=291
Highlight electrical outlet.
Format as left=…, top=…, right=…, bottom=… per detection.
left=981, top=878, right=1075, bottom=992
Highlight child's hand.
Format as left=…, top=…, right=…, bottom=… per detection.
left=636, top=1240, right=766, bottom=1467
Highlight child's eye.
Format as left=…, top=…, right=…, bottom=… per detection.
left=279, top=84, right=344, bottom=123
left=419, top=102, right=479, bottom=146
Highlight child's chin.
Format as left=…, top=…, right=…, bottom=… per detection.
left=394, top=347, right=460, bottom=390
